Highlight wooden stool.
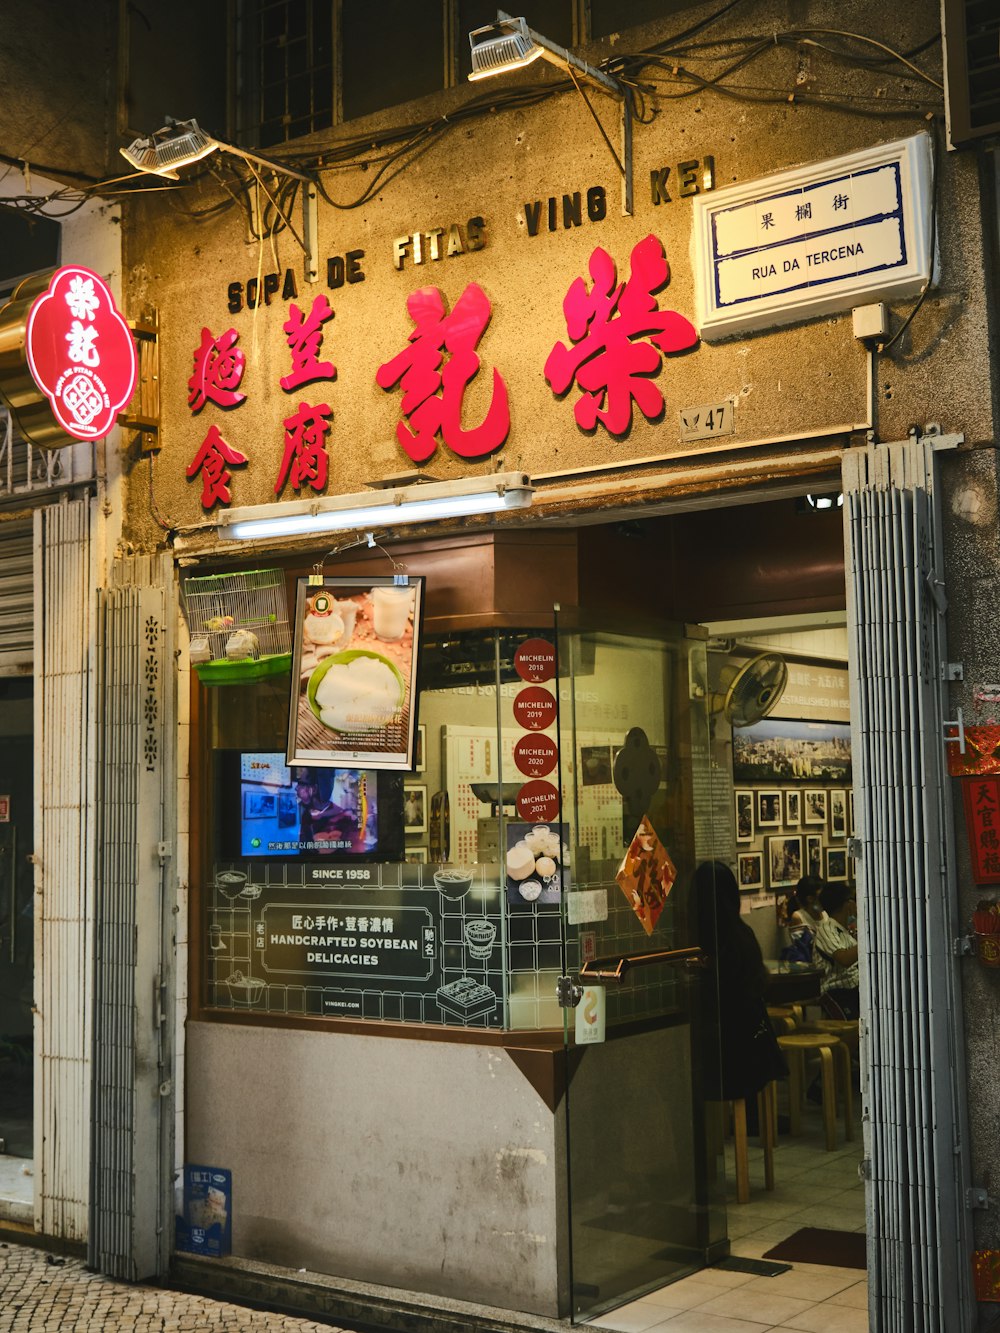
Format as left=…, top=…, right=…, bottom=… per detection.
left=731, top=1082, right=777, bottom=1203
left=766, top=1005, right=800, bottom=1033
left=801, top=1020, right=858, bottom=1142
left=778, top=1032, right=841, bottom=1150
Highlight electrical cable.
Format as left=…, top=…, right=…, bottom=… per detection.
left=877, top=117, right=941, bottom=355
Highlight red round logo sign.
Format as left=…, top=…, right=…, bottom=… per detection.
left=512, top=686, right=557, bottom=732
left=514, top=638, right=555, bottom=683
left=26, top=266, right=137, bottom=441
left=514, top=733, right=559, bottom=779
left=516, top=780, right=560, bottom=822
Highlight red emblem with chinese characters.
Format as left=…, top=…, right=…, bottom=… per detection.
left=545, top=235, right=697, bottom=435
left=376, top=282, right=510, bottom=464
left=25, top=266, right=137, bottom=440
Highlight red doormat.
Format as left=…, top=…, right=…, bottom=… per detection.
left=762, top=1227, right=867, bottom=1270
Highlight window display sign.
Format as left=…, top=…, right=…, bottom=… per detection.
left=206, top=860, right=506, bottom=1027
left=287, top=577, right=423, bottom=770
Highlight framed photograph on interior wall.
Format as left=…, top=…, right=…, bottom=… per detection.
left=767, top=835, right=803, bottom=889
left=732, top=718, right=852, bottom=785
left=735, top=790, right=754, bottom=843
left=784, top=789, right=801, bottom=826
left=805, top=834, right=823, bottom=879
left=826, top=846, right=848, bottom=881
left=803, top=789, right=828, bottom=826
left=403, top=783, right=428, bottom=834
left=829, top=789, right=847, bottom=838
left=405, top=846, right=428, bottom=864
left=757, top=790, right=782, bottom=828
left=737, top=850, right=764, bottom=891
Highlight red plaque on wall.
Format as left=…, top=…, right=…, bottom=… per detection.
left=514, top=638, right=555, bottom=683
left=512, top=686, right=557, bottom=732
left=514, top=733, right=558, bottom=779
left=516, top=780, right=560, bottom=822
left=962, top=776, right=1000, bottom=884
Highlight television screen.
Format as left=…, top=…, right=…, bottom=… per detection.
left=221, top=751, right=390, bottom=859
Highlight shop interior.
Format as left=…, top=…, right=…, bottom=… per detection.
left=183, top=491, right=865, bottom=1321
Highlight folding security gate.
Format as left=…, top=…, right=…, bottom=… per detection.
left=843, top=434, right=973, bottom=1330
left=88, top=553, right=175, bottom=1280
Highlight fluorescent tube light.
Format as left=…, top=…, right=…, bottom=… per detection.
left=218, top=473, right=534, bottom=543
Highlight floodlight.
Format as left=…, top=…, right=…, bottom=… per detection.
left=121, top=118, right=319, bottom=280
left=467, top=12, right=632, bottom=213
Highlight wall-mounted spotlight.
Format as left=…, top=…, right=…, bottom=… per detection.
left=798, top=493, right=844, bottom=512
left=467, top=12, right=633, bottom=215
left=120, top=118, right=319, bottom=281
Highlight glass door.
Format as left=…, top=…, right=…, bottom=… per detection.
left=553, top=615, right=727, bottom=1321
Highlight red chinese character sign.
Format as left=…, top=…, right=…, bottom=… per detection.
left=545, top=235, right=697, bottom=434
left=188, top=328, right=246, bottom=412
left=376, top=282, right=510, bottom=463
left=962, top=777, right=1000, bottom=884
left=25, top=266, right=137, bottom=441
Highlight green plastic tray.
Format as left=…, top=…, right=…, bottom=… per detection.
left=194, top=653, right=292, bottom=686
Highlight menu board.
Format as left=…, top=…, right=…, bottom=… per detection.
left=287, top=577, right=423, bottom=770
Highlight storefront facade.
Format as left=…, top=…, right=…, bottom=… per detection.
left=4, top=1, right=998, bottom=1329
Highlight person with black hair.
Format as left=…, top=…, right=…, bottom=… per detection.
left=789, top=875, right=829, bottom=937
left=813, top=882, right=861, bottom=1019
left=695, top=861, right=786, bottom=1102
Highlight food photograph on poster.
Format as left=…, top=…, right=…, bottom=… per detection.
left=287, top=577, right=423, bottom=769
left=768, top=834, right=803, bottom=888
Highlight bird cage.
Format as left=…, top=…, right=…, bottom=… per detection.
left=180, top=568, right=292, bottom=685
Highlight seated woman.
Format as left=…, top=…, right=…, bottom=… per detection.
left=789, top=876, right=829, bottom=936
left=813, top=883, right=861, bottom=1019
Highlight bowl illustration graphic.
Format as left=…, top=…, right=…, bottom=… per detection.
left=239, top=883, right=262, bottom=901
left=214, top=870, right=247, bottom=899
left=464, top=919, right=496, bottom=958
left=433, top=867, right=474, bottom=900
left=226, top=970, right=265, bottom=1006
left=306, top=648, right=405, bottom=732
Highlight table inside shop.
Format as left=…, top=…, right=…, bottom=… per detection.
left=764, top=959, right=823, bottom=1004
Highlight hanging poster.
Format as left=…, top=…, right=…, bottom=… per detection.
left=962, top=777, right=1000, bottom=884
left=287, top=576, right=423, bottom=770
left=615, top=815, right=677, bottom=935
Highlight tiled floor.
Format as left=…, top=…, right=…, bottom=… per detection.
left=588, top=1104, right=868, bottom=1333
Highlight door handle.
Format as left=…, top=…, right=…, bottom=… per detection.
left=580, top=946, right=705, bottom=983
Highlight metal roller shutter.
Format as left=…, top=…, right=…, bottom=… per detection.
left=0, top=519, right=34, bottom=675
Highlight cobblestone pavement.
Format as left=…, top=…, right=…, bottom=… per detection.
left=0, top=1242, right=349, bottom=1331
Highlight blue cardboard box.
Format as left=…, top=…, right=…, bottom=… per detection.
left=175, top=1164, right=232, bottom=1257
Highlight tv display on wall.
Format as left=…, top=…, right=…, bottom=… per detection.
left=214, top=751, right=403, bottom=862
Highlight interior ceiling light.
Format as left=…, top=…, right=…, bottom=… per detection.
left=801, top=493, right=845, bottom=511
left=217, top=473, right=534, bottom=543
left=467, top=11, right=633, bottom=214
left=120, top=117, right=319, bottom=281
